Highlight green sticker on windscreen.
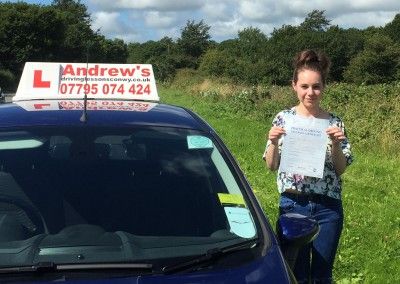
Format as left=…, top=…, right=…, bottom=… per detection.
left=187, top=135, right=213, bottom=149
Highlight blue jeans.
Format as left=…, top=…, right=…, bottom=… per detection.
left=279, top=193, right=343, bottom=284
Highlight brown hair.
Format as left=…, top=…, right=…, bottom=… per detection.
left=292, top=49, right=331, bottom=85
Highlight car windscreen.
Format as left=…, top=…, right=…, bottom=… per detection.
left=0, top=126, right=261, bottom=268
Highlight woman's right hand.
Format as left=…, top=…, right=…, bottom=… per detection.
left=267, top=126, right=285, bottom=145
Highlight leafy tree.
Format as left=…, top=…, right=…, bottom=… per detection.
left=237, top=27, right=267, bottom=63
left=127, top=38, right=178, bottom=81
left=217, top=39, right=240, bottom=54
left=324, top=26, right=365, bottom=81
left=264, top=11, right=342, bottom=84
left=260, top=10, right=364, bottom=84
left=91, top=37, right=128, bottom=63
left=0, top=2, right=65, bottom=75
left=51, top=0, right=95, bottom=62
left=344, top=34, right=400, bottom=84
left=265, top=24, right=301, bottom=84
left=300, top=10, right=331, bottom=31
left=127, top=42, right=146, bottom=64
left=0, top=69, right=17, bottom=92
left=158, top=37, right=175, bottom=55
left=201, top=27, right=270, bottom=85
left=267, top=17, right=334, bottom=84
left=128, top=38, right=175, bottom=64
left=292, top=10, right=331, bottom=51
left=0, top=0, right=130, bottom=91
left=383, top=13, right=400, bottom=43
left=177, top=20, right=211, bottom=68
left=147, top=54, right=177, bottom=82
left=199, top=49, right=235, bottom=77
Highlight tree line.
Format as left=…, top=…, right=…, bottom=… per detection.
left=0, top=0, right=127, bottom=91
left=1, top=0, right=399, bottom=91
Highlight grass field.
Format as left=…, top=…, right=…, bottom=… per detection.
left=159, top=86, right=400, bottom=283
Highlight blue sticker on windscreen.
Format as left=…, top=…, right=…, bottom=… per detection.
left=187, top=135, right=213, bottom=149
left=224, top=207, right=256, bottom=238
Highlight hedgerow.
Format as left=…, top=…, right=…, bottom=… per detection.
left=168, top=69, right=400, bottom=155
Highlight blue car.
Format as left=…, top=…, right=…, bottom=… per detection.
left=0, top=63, right=318, bottom=283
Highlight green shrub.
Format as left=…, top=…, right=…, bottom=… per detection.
left=0, top=69, right=17, bottom=92
left=343, top=34, right=400, bottom=84
left=169, top=68, right=206, bottom=90
left=199, top=49, right=235, bottom=77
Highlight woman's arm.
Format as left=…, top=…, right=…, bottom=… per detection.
left=265, top=143, right=280, bottom=171
left=265, top=126, right=285, bottom=171
left=331, top=142, right=347, bottom=176
left=326, top=126, right=348, bottom=176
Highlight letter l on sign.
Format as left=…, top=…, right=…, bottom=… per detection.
left=14, top=62, right=61, bottom=101
left=33, top=70, right=51, bottom=88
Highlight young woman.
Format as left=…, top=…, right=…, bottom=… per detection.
left=263, top=49, right=353, bottom=283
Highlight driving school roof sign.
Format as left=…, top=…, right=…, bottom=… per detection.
left=14, top=62, right=159, bottom=102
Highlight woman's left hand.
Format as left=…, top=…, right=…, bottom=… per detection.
left=326, top=127, right=346, bottom=144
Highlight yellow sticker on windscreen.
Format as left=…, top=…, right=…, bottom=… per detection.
left=187, top=135, right=213, bottom=149
left=218, top=193, right=246, bottom=207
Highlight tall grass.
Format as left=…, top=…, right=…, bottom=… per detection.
left=159, top=72, right=400, bottom=283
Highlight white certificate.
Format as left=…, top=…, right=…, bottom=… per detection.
left=279, top=115, right=329, bottom=178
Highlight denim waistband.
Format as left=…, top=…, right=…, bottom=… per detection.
left=281, top=191, right=340, bottom=204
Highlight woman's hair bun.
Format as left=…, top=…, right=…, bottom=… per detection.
left=293, top=49, right=331, bottom=84
left=296, top=50, right=318, bottom=65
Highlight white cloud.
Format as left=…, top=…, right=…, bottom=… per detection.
left=89, top=0, right=203, bottom=11
left=201, top=2, right=233, bottom=21
left=235, top=0, right=400, bottom=22
left=92, top=12, right=127, bottom=34
left=144, top=11, right=177, bottom=28
left=91, top=11, right=144, bottom=42
left=332, top=11, right=398, bottom=29
left=86, top=0, right=400, bottom=42
left=348, top=0, right=399, bottom=11
left=210, top=17, right=243, bottom=40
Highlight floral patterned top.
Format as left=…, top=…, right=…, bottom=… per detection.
left=263, top=108, right=353, bottom=200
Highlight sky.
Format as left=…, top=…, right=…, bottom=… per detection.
left=6, top=0, right=400, bottom=43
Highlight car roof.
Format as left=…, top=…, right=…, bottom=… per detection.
left=0, top=100, right=209, bottom=131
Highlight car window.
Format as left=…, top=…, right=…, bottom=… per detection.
left=0, top=126, right=260, bottom=267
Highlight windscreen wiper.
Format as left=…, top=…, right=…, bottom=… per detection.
left=162, top=238, right=259, bottom=274
left=0, top=262, right=153, bottom=274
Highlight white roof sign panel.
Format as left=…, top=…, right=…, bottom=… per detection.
left=14, top=62, right=159, bottom=102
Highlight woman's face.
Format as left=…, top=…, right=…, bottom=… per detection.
left=292, top=69, right=324, bottom=109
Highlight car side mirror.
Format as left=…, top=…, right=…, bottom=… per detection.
left=276, top=213, right=319, bottom=270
